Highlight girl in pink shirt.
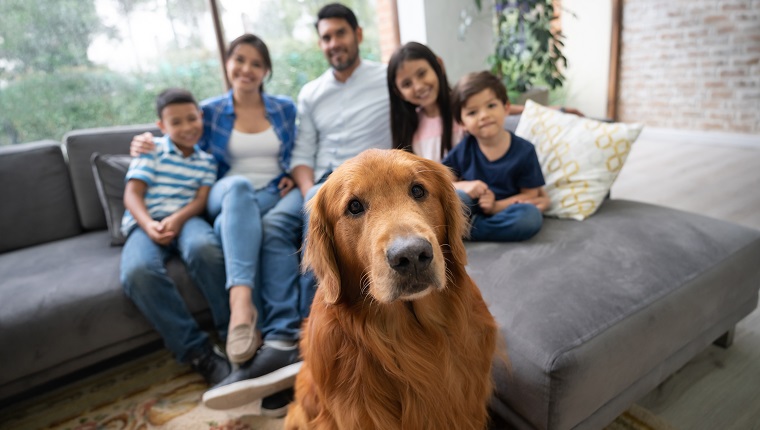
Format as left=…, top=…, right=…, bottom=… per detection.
left=387, top=42, right=463, bottom=163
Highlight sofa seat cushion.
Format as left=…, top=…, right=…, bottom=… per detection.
left=0, top=231, right=210, bottom=391
left=467, top=199, right=760, bottom=429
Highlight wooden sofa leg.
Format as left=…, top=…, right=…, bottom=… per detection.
left=714, top=328, right=735, bottom=348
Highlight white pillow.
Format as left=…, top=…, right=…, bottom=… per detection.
left=515, top=100, right=643, bottom=220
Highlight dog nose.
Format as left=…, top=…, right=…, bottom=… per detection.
left=387, top=237, right=433, bottom=274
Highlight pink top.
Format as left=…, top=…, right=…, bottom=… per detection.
left=411, top=110, right=464, bottom=163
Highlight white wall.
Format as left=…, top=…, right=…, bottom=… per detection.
left=397, top=0, right=494, bottom=84
left=561, top=1, right=612, bottom=119
left=397, top=0, right=612, bottom=116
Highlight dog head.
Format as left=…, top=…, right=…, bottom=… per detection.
left=304, top=149, right=468, bottom=305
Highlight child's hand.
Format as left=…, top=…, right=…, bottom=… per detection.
left=515, top=196, right=550, bottom=213
left=278, top=176, right=295, bottom=196
left=159, top=214, right=184, bottom=238
left=460, top=180, right=489, bottom=199
left=478, top=189, right=496, bottom=214
left=146, top=220, right=175, bottom=245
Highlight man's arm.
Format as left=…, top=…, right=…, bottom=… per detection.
left=291, top=165, right=315, bottom=197
left=290, top=88, right=318, bottom=196
left=509, top=104, right=584, bottom=117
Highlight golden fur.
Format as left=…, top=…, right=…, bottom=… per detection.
left=285, top=149, right=499, bottom=430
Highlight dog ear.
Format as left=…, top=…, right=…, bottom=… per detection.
left=433, top=161, right=469, bottom=270
left=303, top=185, right=342, bottom=305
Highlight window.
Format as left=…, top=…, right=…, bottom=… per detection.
left=0, top=0, right=383, bottom=146
left=217, top=0, right=381, bottom=100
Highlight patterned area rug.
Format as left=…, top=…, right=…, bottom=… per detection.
left=0, top=349, right=677, bottom=430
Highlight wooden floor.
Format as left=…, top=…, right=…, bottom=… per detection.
left=610, top=134, right=760, bottom=430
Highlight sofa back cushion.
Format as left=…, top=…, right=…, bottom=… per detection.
left=63, top=124, right=160, bottom=231
left=0, top=141, right=82, bottom=253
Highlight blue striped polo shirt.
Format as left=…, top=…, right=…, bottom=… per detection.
left=121, top=136, right=217, bottom=236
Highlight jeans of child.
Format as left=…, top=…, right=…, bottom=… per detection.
left=457, top=190, right=543, bottom=241
left=120, top=216, right=228, bottom=363
left=207, top=175, right=303, bottom=342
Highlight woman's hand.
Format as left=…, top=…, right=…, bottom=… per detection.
left=130, top=132, right=156, bottom=157
left=278, top=176, right=295, bottom=196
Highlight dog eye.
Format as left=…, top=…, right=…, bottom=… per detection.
left=347, top=199, right=365, bottom=215
left=411, top=184, right=427, bottom=199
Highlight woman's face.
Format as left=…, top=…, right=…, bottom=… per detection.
left=226, top=43, right=269, bottom=93
left=394, top=58, right=440, bottom=114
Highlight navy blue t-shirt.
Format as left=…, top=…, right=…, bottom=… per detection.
left=443, top=132, right=545, bottom=200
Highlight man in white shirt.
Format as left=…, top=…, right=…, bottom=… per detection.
left=290, top=3, right=391, bottom=198
left=290, top=3, right=391, bottom=318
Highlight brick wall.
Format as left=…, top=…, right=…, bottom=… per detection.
left=376, top=0, right=400, bottom=63
left=618, top=0, right=760, bottom=134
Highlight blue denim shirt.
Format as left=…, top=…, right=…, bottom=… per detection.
left=199, top=90, right=296, bottom=188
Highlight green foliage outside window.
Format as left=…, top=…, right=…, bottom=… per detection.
left=0, top=0, right=380, bottom=146
left=475, top=0, right=568, bottom=98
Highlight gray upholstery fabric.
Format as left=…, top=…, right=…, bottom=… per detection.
left=504, top=114, right=521, bottom=133
left=0, top=231, right=210, bottom=395
left=64, top=125, right=160, bottom=231
left=0, top=141, right=81, bottom=253
left=91, top=153, right=133, bottom=245
left=468, top=199, right=760, bottom=429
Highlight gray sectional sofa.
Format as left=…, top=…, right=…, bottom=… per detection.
left=1, top=122, right=759, bottom=430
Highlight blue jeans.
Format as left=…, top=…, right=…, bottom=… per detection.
left=457, top=190, right=543, bottom=241
left=207, top=176, right=304, bottom=341
left=120, top=217, right=228, bottom=363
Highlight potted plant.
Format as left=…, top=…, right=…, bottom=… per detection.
left=475, top=0, right=568, bottom=104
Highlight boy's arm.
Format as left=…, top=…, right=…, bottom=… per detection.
left=485, top=187, right=542, bottom=215
left=519, top=187, right=551, bottom=213
left=159, top=185, right=211, bottom=235
left=453, top=180, right=490, bottom=199
left=123, top=179, right=175, bottom=245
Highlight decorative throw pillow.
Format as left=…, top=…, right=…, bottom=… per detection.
left=515, top=100, right=643, bottom=220
left=91, top=153, right=132, bottom=245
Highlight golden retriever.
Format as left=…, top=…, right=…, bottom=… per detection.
left=284, top=149, right=499, bottom=430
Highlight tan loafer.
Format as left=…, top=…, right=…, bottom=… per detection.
left=226, top=323, right=260, bottom=364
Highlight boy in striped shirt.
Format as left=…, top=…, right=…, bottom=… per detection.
left=120, top=88, right=231, bottom=385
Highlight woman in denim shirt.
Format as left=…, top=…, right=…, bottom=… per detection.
left=130, top=34, right=303, bottom=402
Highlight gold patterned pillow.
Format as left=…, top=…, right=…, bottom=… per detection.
left=515, top=100, right=643, bottom=220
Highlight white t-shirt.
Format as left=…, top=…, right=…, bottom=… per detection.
left=226, top=127, right=281, bottom=189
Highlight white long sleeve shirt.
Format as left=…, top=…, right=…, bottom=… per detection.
left=290, top=60, right=391, bottom=180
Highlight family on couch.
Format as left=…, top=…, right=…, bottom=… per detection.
left=123, top=2, right=573, bottom=416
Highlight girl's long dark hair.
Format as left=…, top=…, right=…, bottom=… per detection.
left=387, top=42, right=453, bottom=160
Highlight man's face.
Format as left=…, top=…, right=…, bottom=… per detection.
left=317, top=18, right=362, bottom=71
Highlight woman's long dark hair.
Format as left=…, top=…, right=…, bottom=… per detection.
left=387, top=42, right=453, bottom=160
